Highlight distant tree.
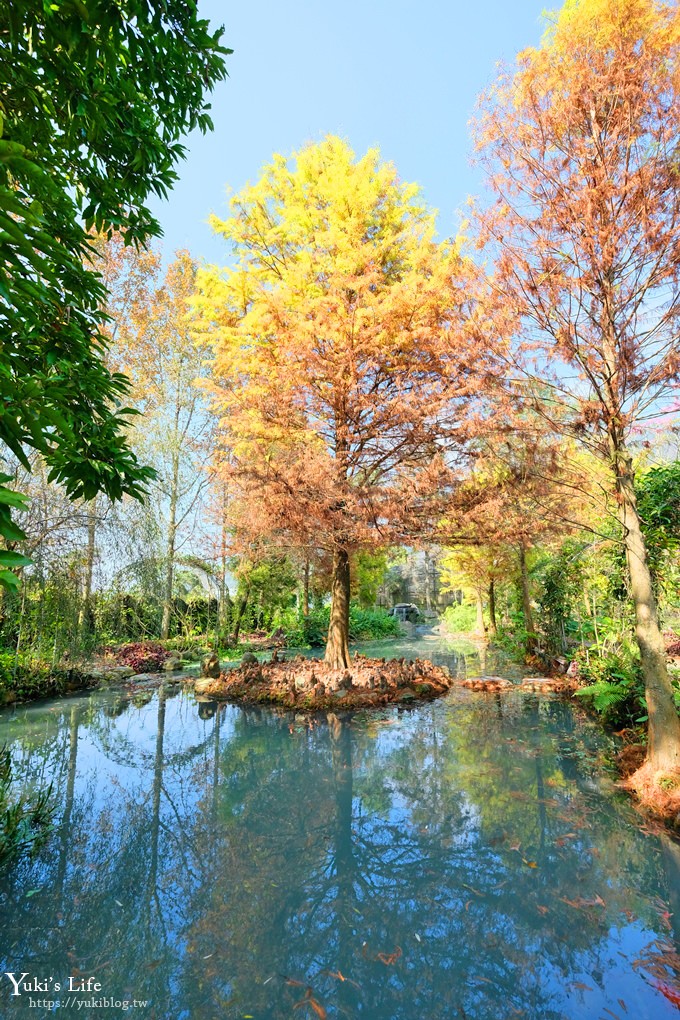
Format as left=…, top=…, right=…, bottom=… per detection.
left=475, top=0, right=680, bottom=769
left=0, top=1, right=230, bottom=584
left=107, top=247, right=213, bottom=640
left=440, top=545, right=514, bottom=637
left=195, top=138, right=492, bottom=668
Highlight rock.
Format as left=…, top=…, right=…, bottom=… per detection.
left=461, top=676, right=512, bottom=692
left=294, top=675, right=311, bottom=693
left=195, top=677, right=221, bottom=696
left=241, top=652, right=258, bottom=667
left=164, top=657, right=182, bottom=672
left=338, top=670, right=353, bottom=690
left=518, top=677, right=567, bottom=693
left=87, top=665, right=136, bottom=683
left=201, top=652, right=221, bottom=678
left=398, top=688, right=417, bottom=702
left=108, top=665, right=135, bottom=679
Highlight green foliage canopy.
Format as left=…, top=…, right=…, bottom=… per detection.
left=0, top=0, right=230, bottom=582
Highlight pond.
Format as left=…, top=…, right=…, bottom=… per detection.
left=1, top=637, right=679, bottom=1019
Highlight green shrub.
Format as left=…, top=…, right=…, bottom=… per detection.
left=442, top=602, right=478, bottom=634
left=284, top=605, right=400, bottom=647
left=349, top=606, right=400, bottom=640
left=573, top=649, right=646, bottom=727
left=0, top=650, right=96, bottom=703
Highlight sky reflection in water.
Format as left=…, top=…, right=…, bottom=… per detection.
left=0, top=638, right=679, bottom=1019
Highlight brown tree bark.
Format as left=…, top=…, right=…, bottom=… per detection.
left=488, top=579, right=498, bottom=637
left=230, top=584, right=250, bottom=647
left=302, top=557, right=310, bottom=618
left=325, top=547, right=351, bottom=670
left=615, top=445, right=680, bottom=772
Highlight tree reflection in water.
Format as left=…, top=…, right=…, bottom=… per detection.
left=0, top=673, right=679, bottom=1019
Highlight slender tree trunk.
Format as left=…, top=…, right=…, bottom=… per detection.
left=161, top=453, right=180, bottom=640
left=218, top=512, right=230, bottom=642
left=324, top=547, right=351, bottom=670
left=488, top=580, right=498, bottom=636
left=230, top=585, right=250, bottom=646
left=474, top=588, right=485, bottom=636
left=616, top=447, right=680, bottom=772
left=518, top=543, right=537, bottom=654
left=77, top=499, right=97, bottom=639
left=424, top=551, right=432, bottom=612
left=302, top=557, right=310, bottom=618
left=146, top=683, right=166, bottom=922
left=330, top=716, right=359, bottom=1015
left=57, top=705, right=80, bottom=899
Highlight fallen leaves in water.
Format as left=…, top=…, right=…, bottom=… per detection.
left=654, top=981, right=680, bottom=1007
left=554, top=833, right=579, bottom=847
left=376, top=946, right=402, bottom=966
left=560, top=895, right=605, bottom=910
left=292, top=988, right=327, bottom=1019
left=322, top=969, right=361, bottom=990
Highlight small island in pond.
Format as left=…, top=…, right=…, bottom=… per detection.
left=193, top=653, right=453, bottom=709
left=191, top=650, right=575, bottom=711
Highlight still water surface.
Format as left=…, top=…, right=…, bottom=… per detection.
left=1, top=636, right=680, bottom=1019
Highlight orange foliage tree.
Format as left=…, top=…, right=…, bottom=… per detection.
left=474, top=0, right=680, bottom=770
left=195, top=137, right=495, bottom=668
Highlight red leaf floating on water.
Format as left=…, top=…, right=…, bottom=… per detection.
left=653, top=981, right=680, bottom=1008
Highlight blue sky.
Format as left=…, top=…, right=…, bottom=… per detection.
left=150, top=0, right=549, bottom=265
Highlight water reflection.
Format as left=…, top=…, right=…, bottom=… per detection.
left=0, top=643, right=678, bottom=1018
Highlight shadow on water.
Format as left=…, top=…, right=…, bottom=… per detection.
left=0, top=636, right=679, bottom=1018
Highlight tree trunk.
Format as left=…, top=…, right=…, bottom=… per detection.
left=616, top=449, right=680, bottom=771
left=230, top=585, right=250, bottom=646
left=161, top=454, right=179, bottom=641
left=57, top=704, right=80, bottom=899
left=424, top=551, right=432, bottom=612
left=77, top=500, right=97, bottom=639
left=488, top=579, right=498, bottom=636
left=330, top=716, right=359, bottom=1015
left=518, top=543, right=537, bottom=654
left=302, top=557, right=310, bottom=618
left=474, top=588, right=485, bottom=636
left=324, top=548, right=351, bottom=670
left=218, top=511, right=230, bottom=642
